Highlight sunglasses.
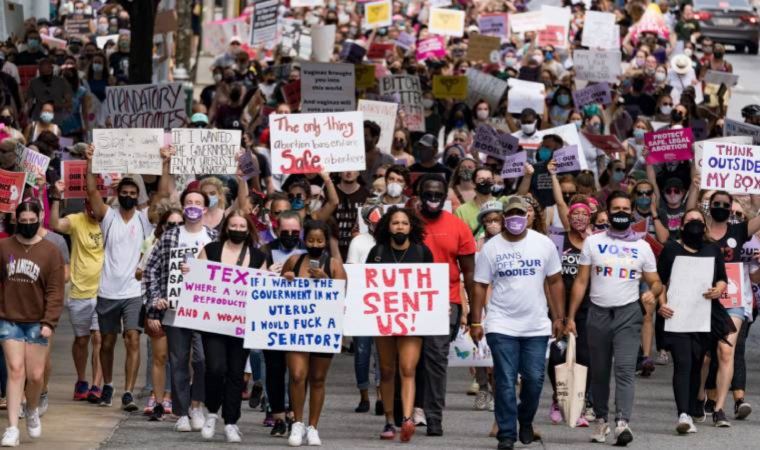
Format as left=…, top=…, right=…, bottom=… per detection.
left=712, top=202, right=731, bottom=209
left=287, top=193, right=303, bottom=200
left=665, top=188, right=681, bottom=195
left=732, top=211, right=746, bottom=220
left=563, top=191, right=577, bottom=197
left=166, top=221, right=183, bottom=228
left=613, top=168, right=626, bottom=173
left=636, top=190, right=654, bottom=196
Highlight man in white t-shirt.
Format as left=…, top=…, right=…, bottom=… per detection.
left=566, top=191, right=662, bottom=447
left=470, top=196, right=565, bottom=450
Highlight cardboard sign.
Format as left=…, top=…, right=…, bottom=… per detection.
left=644, top=128, right=694, bottom=164
left=501, top=151, right=527, bottom=179
left=105, top=83, right=187, bottom=129
left=552, top=145, right=581, bottom=173
left=664, top=256, right=714, bottom=333
left=507, top=78, right=546, bottom=114
left=704, top=70, right=739, bottom=88
left=432, top=75, right=468, bottom=99
left=203, top=17, right=250, bottom=55
left=466, top=34, right=500, bottom=62
left=343, top=264, right=449, bottom=336
left=428, top=8, right=465, bottom=37
left=700, top=142, right=760, bottom=195
left=694, top=135, right=752, bottom=171
left=357, top=100, right=398, bottom=154
left=96, top=34, right=120, bottom=49
left=269, top=112, right=366, bottom=175
left=92, top=128, right=163, bottom=175
left=154, top=10, right=178, bottom=35
left=581, top=11, right=617, bottom=50
left=170, top=129, right=241, bottom=175
left=472, top=125, right=519, bottom=160
left=164, top=246, right=203, bottom=326
left=355, top=64, right=377, bottom=90
left=60, top=160, right=115, bottom=199
left=573, top=50, right=621, bottom=83
left=237, top=149, right=260, bottom=180
left=581, top=132, right=625, bottom=155
left=378, top=75, right=424, bottom=132
left=572, top=83, right=612, bottom=108
left=509, top=11, right=546, bottom=33
left=250, top=0, right=280, bottom=47
left=535, top=124, right=588, bottom=170
left=300, top=62, right=355, bottom=113
left=279, top=18, right=310, bottom=58
left=310, top=24, right=335, bottom=62
left=721, top=263, right=744, bottom=309
left=724, top=119, right=760, bottom=145
left=0, top=169, right=25, bottom=213
left=415, top=36, right=446, bottom=61
left=466, top=68, right=508, bottom=112
left=14, top=144, right=50, bottom=186
left=244, top=275, right=346, bottom=353
left=478, top=13, right=508, bottom=39
left=362, top=0, right=392, bottom=30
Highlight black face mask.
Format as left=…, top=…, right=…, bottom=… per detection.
left=445, top=154, right=460, bottom=169
left=671, top=110, right=684, bottom=123
left=391, top=232, right=408, bottom=245
left=228, top=230, right=248, bottom=244
left=118, top=195, right=137, bottom=210
left=475, top=181, right=493, bottom=195
left=681, top=220, right=705, bottom=249
left=279, top=232, right=299, bottom=250
left=609, top=211, right=632, bottom=231
left=306, top=246, right=324, bottom=259
left=0, top=116, right=12, bottom=127
left=17, top=222, right=40, bottom=239
left=563, top=193, right=574, bottom=204
left=710, top=206, right=730, bottom=222
left=420, top=191, right=445, bottom=218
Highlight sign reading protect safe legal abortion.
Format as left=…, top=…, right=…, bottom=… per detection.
left=644, top=128, right=694, bottom=164
left=343, top=264, right=449, bottom=336
left=245, top=276, right=346, bottom=353
left=269, top=112, right=366, bottom=175
left=701, top=142, right=760, bottom=195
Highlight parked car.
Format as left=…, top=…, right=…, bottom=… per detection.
left=694, top=0, right=760, bottom=54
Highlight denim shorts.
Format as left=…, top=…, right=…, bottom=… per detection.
left=726, top=307, right=746, bottom=321
left=0, top=320, right=48, bottom=346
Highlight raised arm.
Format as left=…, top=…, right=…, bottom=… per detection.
left=548, top=161, right=570, bottom=230
left=314, top=172, right=339, bottom=221
left=85, top=144, right=108, bottom=221
left=49, top=180, right=71, bottom=233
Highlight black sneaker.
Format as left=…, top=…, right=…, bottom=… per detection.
left=355, top=399, right=370, bottom=413
left=270, top=419, right=287, bottom=437
left=497, top=438, right=515, bottom=450
left=713, top=409, right=731, bottom=427
left=705, top=399, right=716, bottom=414
left=374, top=400, right=384, bottom=416
left=694, top=398, right=706, bottom=422
left=734, top=399, right=752, bottom=420
left=122, top=392, right=138, bottom=412
left=518, top=423, right=539, bottom=445
left=249, top=383, right=263, bottom=409
left=149, top=403, right=164, bottom=421
left=426, top=420, right=443, bottom=436
left=99, top=385, right=114, bottom=407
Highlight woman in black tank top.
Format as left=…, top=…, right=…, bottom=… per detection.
left=280, top=220, right=346, bottom=446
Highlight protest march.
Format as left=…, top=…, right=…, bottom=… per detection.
left=3, top=0, right=760, bottom=449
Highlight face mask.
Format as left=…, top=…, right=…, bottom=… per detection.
left=504, top=215, right=528, bottom=235
left=491, top=184, right=504, bottom=197
left=521, top=121, right=536, bottom=135
left=557, top=94, right=570, bottom=106
left=118, top=195, right=137, bottom=210
left=573, top=120, right=583, bottom=130
left=609, top=211, right=632, bottom=231
left=306, top=245, right=324, bottom=259
left=393, top=139, right=406, bottom=149
left=588, top=122, right=601, bottom=134
left=700, top=200, right=710, bottom=215
left=0, top=116, right=11, bottom=126
left=633, top=128, right=646, bottom=141
left=391, top=232, right=408, bottom=245
left=476, top=110, right=489, bottom=120
left=671, top=110, right=684, bottom=123
left=532, top=55, right=544, bottom=65
left=119, top=42, right=129, bottom=51
left=684, top=48, right=693, bottom=57
left=459, top=169, right=473, bottom=182
left=27, top=39, right=40, bottom=50
left=655, top=72, right=666, bottom=83
left=206, top=194, right=219, bottom=209
left=681, top=220, right=705, bottom=249
left=635, top=58, right=645, bottom=67
left=279, top=231, right=300, bottom=249
left=665, top=192, right=683, bottom=205
left=420, top=191, right=445, bottom=218
left=417, top=147, right=435, bottom=162
left=612, top=170, right=626, bottom=183
left=40, top=112, right=54, bottom=123
left=92, top=63, right=103, bottom=73
left=184, top=206, right=203, bottom=223
left=445, top=154, right=460, bottom=169
left=213, top=73, right=223, bottom=83
left=290, top=197, right=305, bottom=210
left=485, top=221, right=502, bottom=236
left=475, top=181, right=493, bottom=195
left=422, top=99, right=434, bottom=109
left=309, top=198, right=323, bottom=211
left=228, top=229, right=248, bottom=244
left=545, top=51, right=554, bottom=61
left=17, top=221, right=40, bottom=239
left=709, top=206, right=730, bottom=222
left=660, top=105, right=673, bottom=115
left=386, top=182, right=403, bottom=198
left=97, top=23, right=109, bottom=34
left=570, top=215, right=590, bottom=232
left=594, top=223, right=609, bottom=231
left=714, top=51, right=724, bottom=59
left=636, top=197, right=652, bottom=209
left=505, top=57, right=517, bottom=67
left=537, top=147, right=552, bottom=162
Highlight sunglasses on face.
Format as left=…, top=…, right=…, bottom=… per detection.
left=665, top=188, right=681, bottom=195
left=613, top=168, right=626, bottom=173
left=288, top=193, right=303, bottom=200
left=732, top=211, right=745, bottom=220
left=563, top=191, right=577, bottom=197
left=166, top=221, right=183, bottom=228
left=636, top=190, right=654, bottom=196
left=712, top=202, right=731, bottom=209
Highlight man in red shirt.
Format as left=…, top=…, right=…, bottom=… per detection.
left=415, top=174, right=476, bottom=436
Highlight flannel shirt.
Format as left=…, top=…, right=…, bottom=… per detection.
left=142, top=225, right=219, bottom=320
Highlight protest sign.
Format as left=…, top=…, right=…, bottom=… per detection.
left=535, top=124, right=588, bottom=170
left=395, top=31, right=416, bottom=50
left=269, top=112, right=365, bottom=175
left=700, top=142, right=760, bottom=195
left=720, top=263, right=744, bottom=309
left=581, top=11, right=617, bottom=49
left=154, top=10, right=178, bottom=35
left=724, top=118, right=760, bottom=145
left=92, top=128, right=163, bottom=175
left=416, top=36, right=446, bottom=61
left=105, top=82, right=186, bottom=129
left=367, top=42, right=396, bottom=60
left=501, top=151, right=527, bottom=179
left=14, top=144, right=50, bottom=186
left=478, top=13, right=509, bottom=40
left=244, top=275, right=345, bottom=353
left=466, top=68, right=508, bottom=112
left=202, top=17, right=249, bottom=54
left=509, top=11, right=546, bottom=33
left=704, top=70, right=739, bottom=87
left=0, top=0, right=24, bottom=42
left=279, top=18, right=308, bottom=57
left=300, top=62, right=356, bottom=113
left=343, top=264, right=449, bottom=336
left=694, top=135, right=752, bottom=171
left=95, top=34, right=119, bottom=49
left=164, top=246, right=205, bottom=326
left=573, top=50, right=622, bottom=83
left=466, top=34, right=500, bottom=62
left=170, top=129, right=241, bottom=175
left=64, top=18, right=91, bottom=38
left=690, top=118, right=709, bottom=141
left=60, top=160, right=115, bottom=199
left=581, top=132, right=625, bottom=155
left=357, top=100, right=398, bottom=154
left=310, top=24, right=335, bottom=62
left=250, top=0, right=279, bottom=47
left=428, top=8, right=465, bottom=37
left=432, top=75, right=467, bottom=100
left=472, top=125, right=519, bottom=160
left=237, top=149, right=260, bottom=180
left=339, top=41, right=367, bottom=63
left=379, top=75, right=424, bottom=132
left=572, top=83, right=612, bottom=108
left=538, top=6, right=571, bottom=48
left=41, top=34, right=67, bottom=50
left=553, top=145, right=582, bottom=173
left=363, top=0, right=392, bottom=30
left=355, top=64, right=376, bottom=89
left=0, top=169, right=25, bottom=213
left=290, top=0, right=323, bottom=6
left=644, top=128, right=694, bottom=164
left=665, top=256, right=714, bottom=333
left=507, top=78, right=546, bottom=114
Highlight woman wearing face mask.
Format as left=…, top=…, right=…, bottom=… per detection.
left=473, top=100, right=491, bottom=126
left=548, top=86, right=574, bottom=127
left=567, top=110, right=584, bottom=132
left=390, top=129, right=414, bottom=167
left=281, top=220, right=347, bottom=447
left=199, top=177, right=228, bottom=230
left=447, top=157, right=478, bottom=210
left=24, top=101, right=60, bottom=143
left=653, top=94, right=674, bottom=123
left=85, top=53, right=110, bottom=103
left=510, top=108, right=542, bottom=149
left=667, top=104, right=689, bottom=130
left=632, top=180, right=669, bottom=243
left=625, top=118, right=653, bottom=173
left=60, top=58, right=91, bottom=139
left=653, top=65, right=668, bottom=89
left=364, top=207, right=432, bottom=442
left=455, top=167, right=497, bottom=237
left=596, top=160, right=626, bottom=206
left=444, top=103, right=475, bottom=137
left=0, top=107, right=24, bottom=142
left=656, top=209, right=731, bottom=435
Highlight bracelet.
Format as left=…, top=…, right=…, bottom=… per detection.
left=470, top=323, right=483, bottom=327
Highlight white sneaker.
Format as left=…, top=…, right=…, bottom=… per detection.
left=17, top=403, right=25, bottom=419
left=189, top=407, right=205, bottom=431
left=288, top=422, right=306, bottom=447
left=38, top=392, right=48, bottom=417
left=224, top=424, right=242, bottom=443
left=590, top=419, right=610, bottom=443
left=306, top=426, right=321, bottom=446
left=467, top=378, right=479, bottom=395
left=201, top=414, right=217, bottom=440
left=676, top=413, right=691, bottom=435
left=487, top=392, right=494, bottom=412
left=1, top=427, right=19, bottom=447
left=614, top=420, right=634, bottom=446
left=473, top=391, right=489, bottom=410
left=26, top=407, right=41, bottom=439
left=413, top=407, right=426, bottom=426
left=174, top=416, right=192, bottom=432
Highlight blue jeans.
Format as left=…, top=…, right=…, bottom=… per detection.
left=354, top=337, right=379, bottom=390
left=487, top=333, right=549, bottom=443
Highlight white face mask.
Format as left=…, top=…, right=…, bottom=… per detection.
left=309, top=198, right=323, bottom=212
left=386, top=182, right=403, bottom=198
left=655, top=72, right=666, bottom=83
left=684, top=48, right=693, bottom=57
left=422, top=99, right=434, bottom=109
left=476, top=110, right=489, bottom=120
left=521, top=121, right=536, bottom=135
left=660, top=105, right=673, bottom=115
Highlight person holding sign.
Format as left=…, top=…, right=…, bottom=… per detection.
left=280, top=220, right=347, bottom=447
left=656, top=209, right=730, bottom=435
left=365, top=206, right=433, bottom=442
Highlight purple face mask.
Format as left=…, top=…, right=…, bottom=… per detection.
left=183, top=206, right=203, bottom=223
left=504, top=215, right=528, bottom=235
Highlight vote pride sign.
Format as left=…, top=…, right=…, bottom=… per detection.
left=701, top=142, right=760, bottom=195
left=344, top=264, right=449, bottom=336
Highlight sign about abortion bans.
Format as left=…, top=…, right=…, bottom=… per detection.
left=244, top=276, right=346, bottom=353
left=344, top=264, right=449, bottom=336
left=701, top=142, right=760, bottom=195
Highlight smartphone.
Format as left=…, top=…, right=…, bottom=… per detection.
left=309, top=260, right=320, bottom=270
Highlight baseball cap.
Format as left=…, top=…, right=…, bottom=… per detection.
left=416, top=133, right=438, bottom=149
left=502, top=195, right=528, bottom=214
left=477, top=200, right=504, bottom=224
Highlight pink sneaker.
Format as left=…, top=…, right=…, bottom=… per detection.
left=550, top=401, right=563, bottom=424
left=576, top=416, right=590, bottom=427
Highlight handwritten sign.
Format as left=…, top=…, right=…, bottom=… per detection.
left=170, top=129, right=240, bottom=175
left=64, top=18, right=91, bottom=39
left=553, top=145, right=582, bottom=173
left=343, top=264, right=449, bottom=336
left=357, top=100, right=398, bottom=154
left=501, top=151, right=527, bottom=179
left=507, top=78, right=546, bottom=114
left=105, top=83, right=187, bottom=129
left=244, top=276, right=346, bottom=353
left=724, top=118, right=760, bottom=145
left=644, top=128, right=694, bottom=164
left=572, top=83, right=612, bottom=108
left=301, top=62, right=356, bottom=113
left=581, top=11, right=616, bottom=49
left=14, top=144, right=50, bottom=186
left=367, top=42, right=396, bottom=60
left=573, top=49, right=621, bottom=83
left=269, top=112, right=365, bottom=175
left=701, top=142, right=760, bottom=195
left=432, top=75, right=467, bottom=99
left=472, top=125, right=519, bottom=160
left=310, top=24, right=335, bottom=62
left=478, top=13, right=508, bottom=39
left=416, top=36, right=446, bottom=61
left=466, top=68, right=508, bottom=112
left=203, top=17, right=251, bottom=55
left=466, top=34, right=500, bottom=62
left=60, top=160, right=116, bottom=199
left=363, top=0, right=392, bottom=30
left=428, top=8, right=465, bottom=37
left=0, top=169, right=25, bottom=213
left=704, top=70, right=739, bottom=87
left=250, top=0, right=280, bottom=47
left=509, top=11, right=546, bottom=33
left=92, top=128, right=163, bottom=175
left=378, top=75, right=424, bottom=132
